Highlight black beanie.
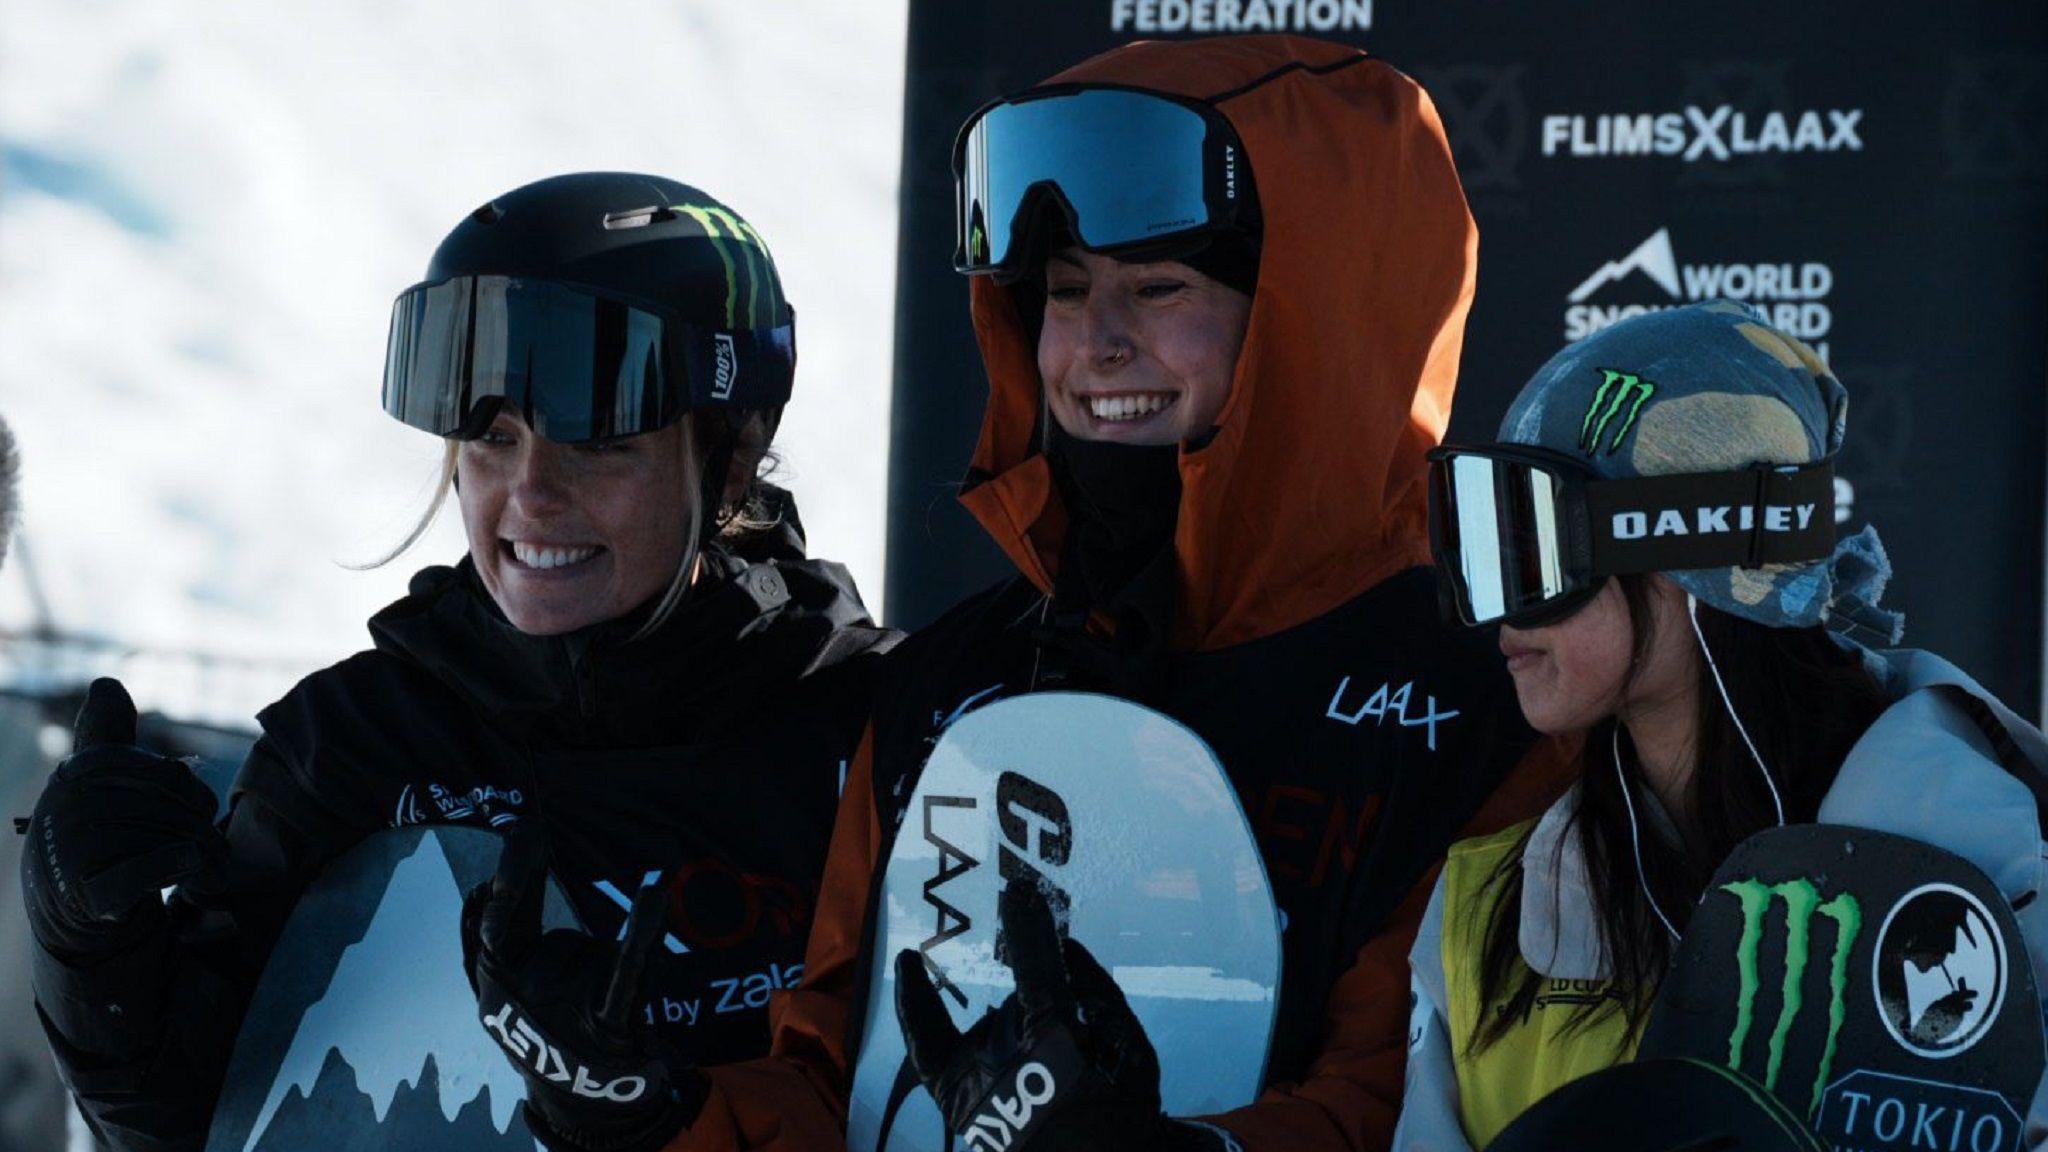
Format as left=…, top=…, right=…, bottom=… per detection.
left=1177, top=228, right=1261, bottom=298
left=1020, top=205, right=1261, bottom=299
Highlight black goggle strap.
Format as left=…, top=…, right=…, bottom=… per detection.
left=1580, top=459, right=1837, bottom=575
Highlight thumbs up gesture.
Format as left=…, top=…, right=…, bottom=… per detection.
left=19, top=678, right=228, bottom=963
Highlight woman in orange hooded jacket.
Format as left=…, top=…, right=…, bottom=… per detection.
left=660, top=36, right=1578, bottom=1152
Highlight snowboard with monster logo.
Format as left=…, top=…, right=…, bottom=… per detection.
left=1642, top=825, right=2043, bottom=1152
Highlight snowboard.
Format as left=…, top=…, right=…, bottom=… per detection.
left=1642, top=824, right=2044, bottom=1152
left=205, top=825, right=583, bottom=1152
left=846, top=692, right=1283, bottom=1152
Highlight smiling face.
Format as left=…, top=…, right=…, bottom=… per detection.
left=457, top=411, right=695, bottom=635
left=1036, top=247, right=1253, bottom=447
left=1498, top=576, right=1698, bottom=736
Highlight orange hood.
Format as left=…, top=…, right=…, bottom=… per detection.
left=957, top=35, right=1477, bottom=652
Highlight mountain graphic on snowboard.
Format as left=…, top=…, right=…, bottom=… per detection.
left=207, top=827, right=580, bottom=1152
left=245, top=1048, right=525, bottom=1152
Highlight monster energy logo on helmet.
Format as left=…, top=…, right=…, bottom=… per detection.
left=675, top=203, right=786, bottom=329
left=1720, top=878, right=1862, bottom=1118
left=1581, top=368, right=1656, bottom=455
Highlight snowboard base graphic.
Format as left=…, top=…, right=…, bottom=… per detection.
left=205, top=825, right=581, bottom=1152
left=847, top=692, right=1282, bottom=1152
left=1643, top=825, right=2043, bottom=1152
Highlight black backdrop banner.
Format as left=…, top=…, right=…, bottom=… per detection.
left=882, top=0, right=2048, bottom=718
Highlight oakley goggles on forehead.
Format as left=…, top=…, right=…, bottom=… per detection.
left=953, top=85, right=1251, bottom=275
left=1427, top=443, right=1837, bottom=629
left=381, top=275, right=795, bottom=443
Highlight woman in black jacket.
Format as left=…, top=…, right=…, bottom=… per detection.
left=18, top=172, right=896, bottom=1152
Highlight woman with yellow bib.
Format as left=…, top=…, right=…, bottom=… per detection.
left=1392, top=302, right=2048, bottom=1149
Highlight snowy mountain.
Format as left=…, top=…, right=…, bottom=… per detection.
left=247, top=1049, right=535, bottom=1152
left=235, top=832, right=527, bottom=1149
left=0, top=0, right=908, bottom=723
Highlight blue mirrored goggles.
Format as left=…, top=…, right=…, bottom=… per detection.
left=953, top=86, right=1252, bottom=276
left=382, top=275, right=795, bottom=444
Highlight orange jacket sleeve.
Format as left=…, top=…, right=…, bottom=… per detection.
left=1203, top=735, right=1580, bottom=1152
left=667, top=726, right=882, bottom=1152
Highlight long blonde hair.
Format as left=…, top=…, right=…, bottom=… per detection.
left=361, top=413, right=778, bottom=641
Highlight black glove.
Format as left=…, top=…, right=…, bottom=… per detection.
left=895, top=878, right=1238, bottom=1152
left=20, top=678, right=227, bottom=963
left=462, top=831, right=700, bottom=1152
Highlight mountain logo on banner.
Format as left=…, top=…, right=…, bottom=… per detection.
left=1873, top=883, right=2009, bottom=1060
left=1567, top=229, right=1681, bottom=303
left=1562, top=228, right=1834, bottom=361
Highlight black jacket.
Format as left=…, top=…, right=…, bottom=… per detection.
left=34, top=541, right=896, bottom=1152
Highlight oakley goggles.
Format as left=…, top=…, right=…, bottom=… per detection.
left=382, top=275, right=795, bottom=443
left=1428, top=443, right=1837, bottom=628
left=953, top=85, right=1252, bottom=276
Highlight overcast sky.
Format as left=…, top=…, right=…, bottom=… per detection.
left=0, top=0, right=908, bottom=722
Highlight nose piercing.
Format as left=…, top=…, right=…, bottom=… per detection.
left=1104, top=346, right=1130, bottom=365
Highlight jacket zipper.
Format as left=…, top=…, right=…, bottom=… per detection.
left=570, top=641, right=599, bottom=721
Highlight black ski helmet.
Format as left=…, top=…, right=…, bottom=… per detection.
left=1483, top=1059, right=1830, bottom=1152
left=384, top=171, right=795, bottom=448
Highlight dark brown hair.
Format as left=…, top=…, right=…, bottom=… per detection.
left=1471, top=576, right=1888, bottom=1050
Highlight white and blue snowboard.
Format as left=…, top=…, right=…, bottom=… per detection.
left=847, top=692, right=1282, bottom=1152
left=204, top=826, right=581, bottom=1152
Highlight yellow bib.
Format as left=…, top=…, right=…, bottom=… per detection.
left=1441, top=821, right=1640, bottom=1147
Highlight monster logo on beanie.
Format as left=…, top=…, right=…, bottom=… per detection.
left=1579, top=369, right=1657, bottom=456
left=1498, top=300, right=1898, bottom=646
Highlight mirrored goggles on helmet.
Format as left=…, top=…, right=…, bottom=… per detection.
left=1427, top=443, right=1838, bottom=628
left=382, top=275, right=795, bottom=443
left=953, top=85, right=1251, bottom=276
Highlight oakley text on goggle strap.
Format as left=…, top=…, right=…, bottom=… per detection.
left=953, top=85, right=1249, bottom=275
left=1428, top=444, right=1837, bottom=628
left=382, top=275, right=795, bottom=444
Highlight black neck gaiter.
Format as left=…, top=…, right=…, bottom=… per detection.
left=1034, top=424, right=1183, bottom=699
left=1045, top=423, right=1182, bottom=607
